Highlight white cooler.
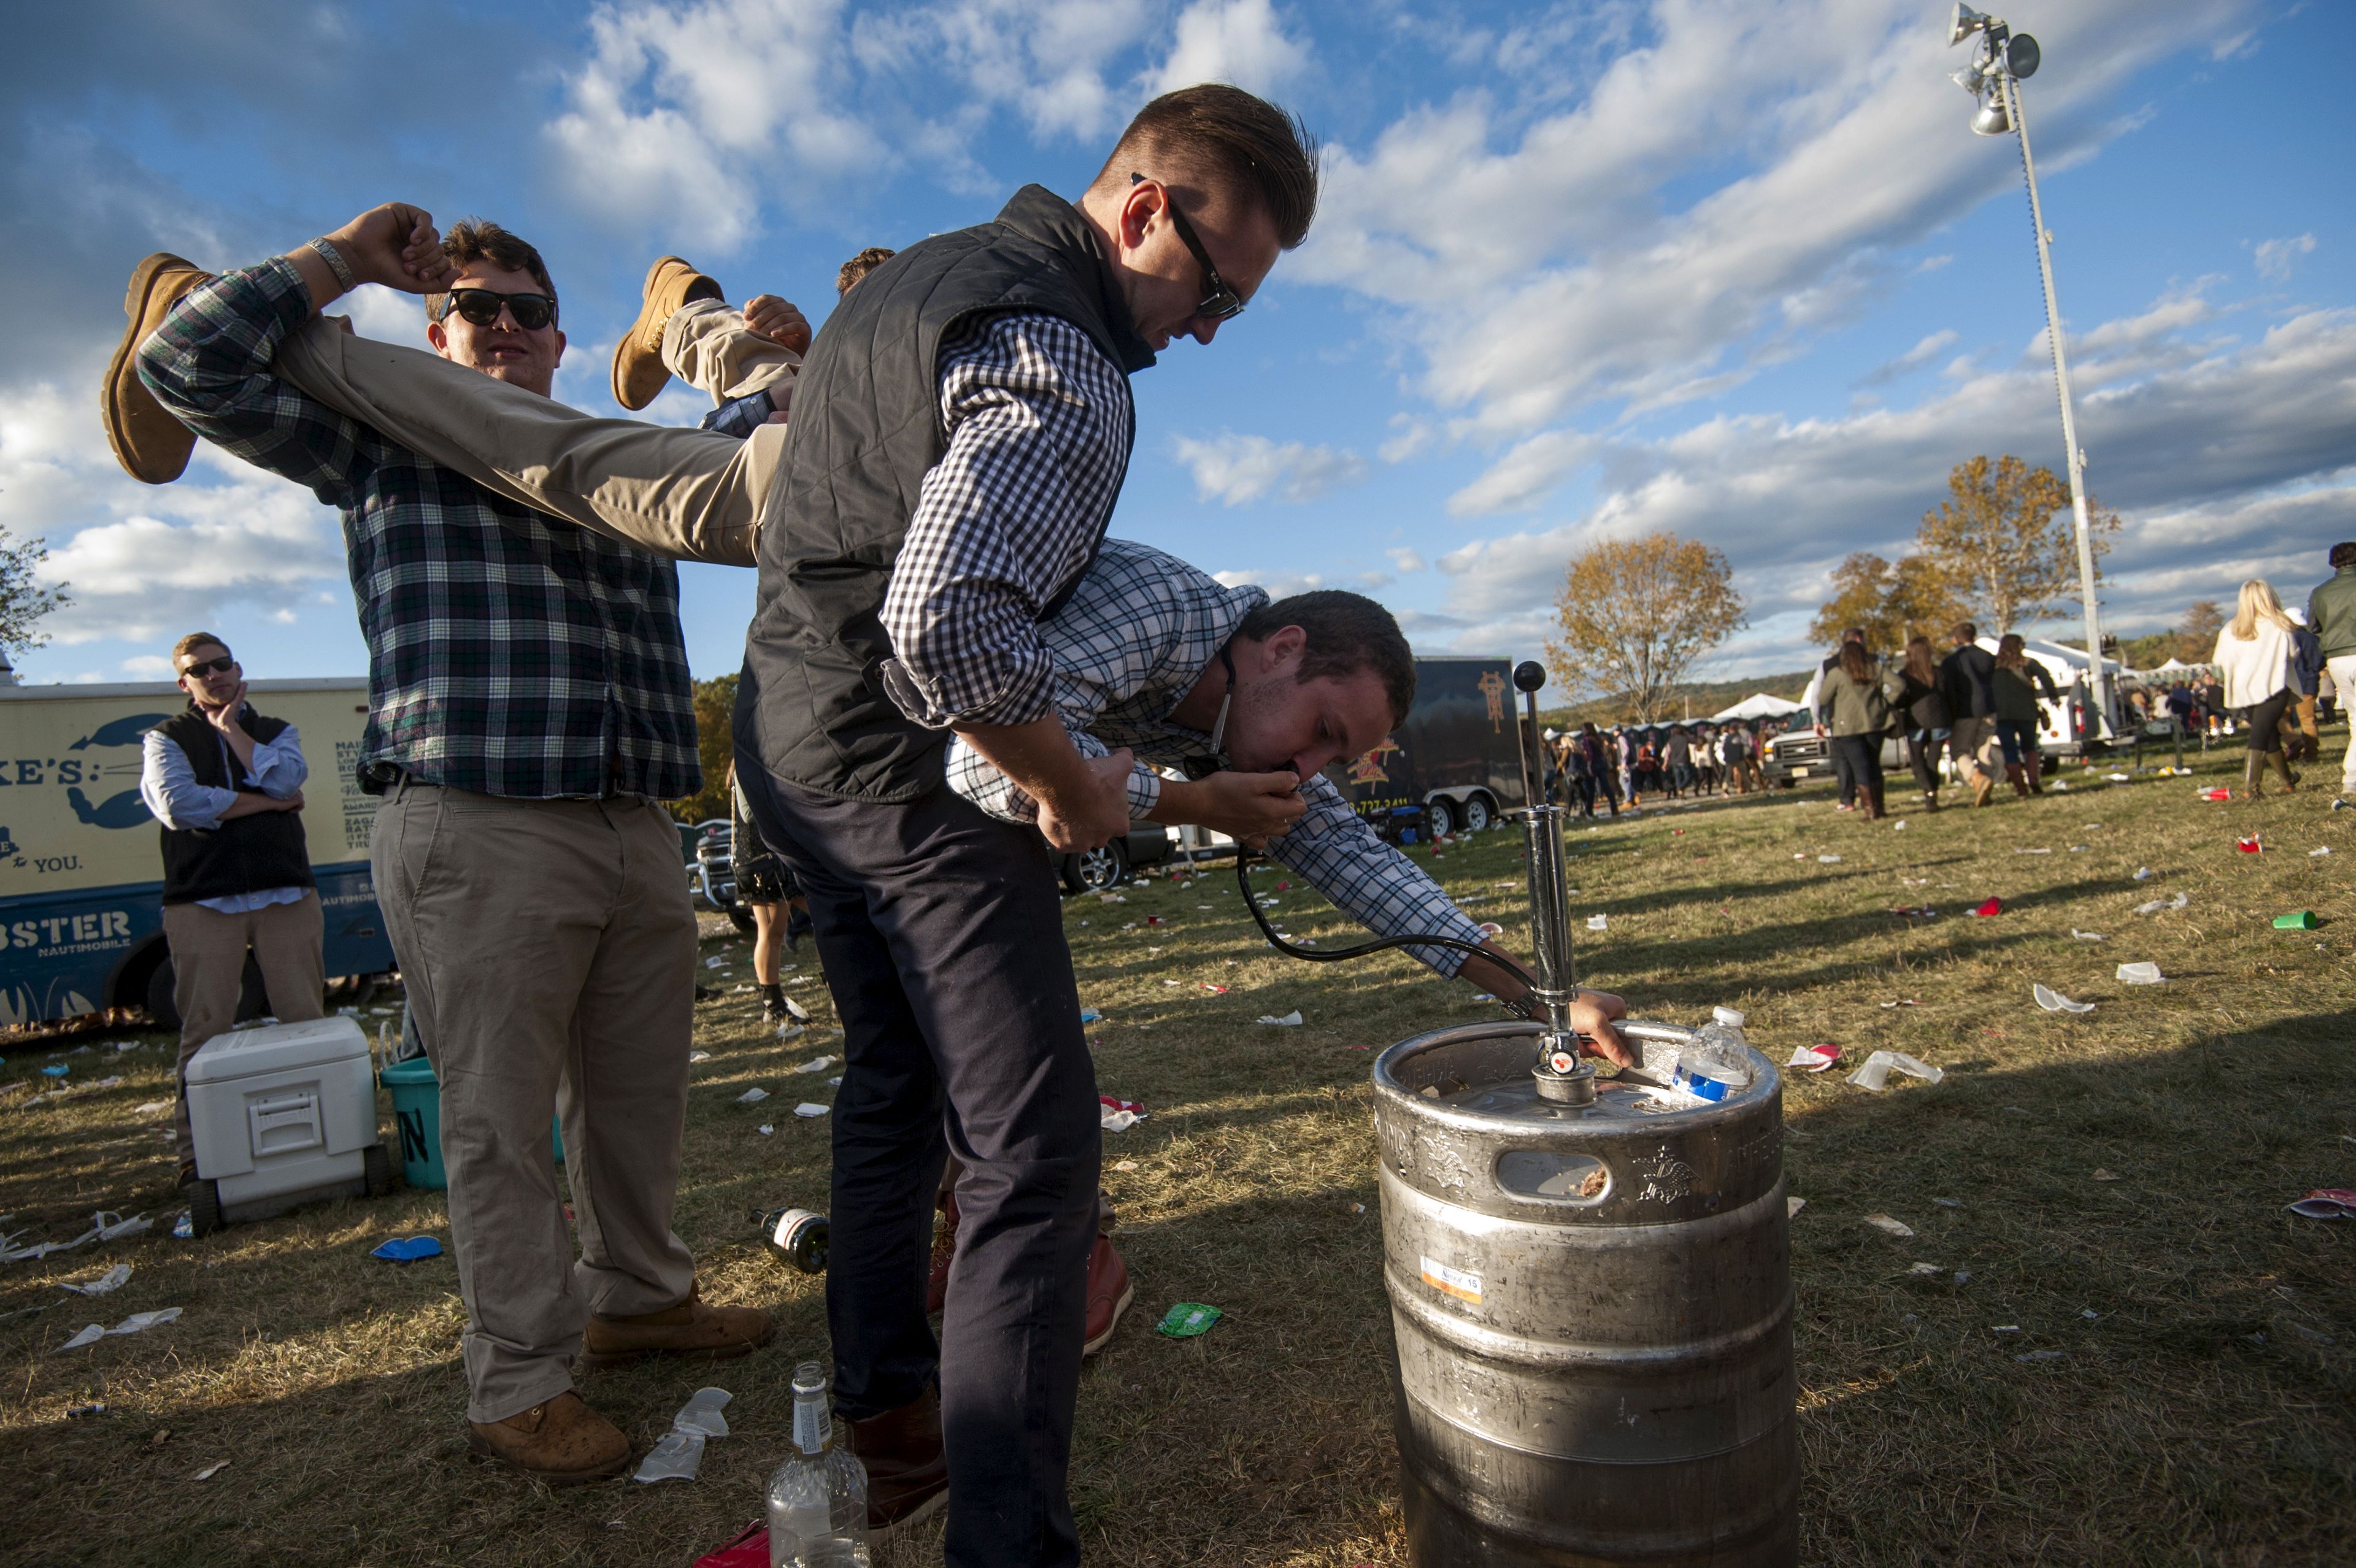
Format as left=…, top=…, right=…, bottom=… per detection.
left=186, top=1015, right=393, bottom=1232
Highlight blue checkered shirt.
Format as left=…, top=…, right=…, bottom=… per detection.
left=139, top=260, right=700, bottom=801
left=944, top=539, right=1488, bottom=977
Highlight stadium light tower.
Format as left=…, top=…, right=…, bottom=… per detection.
left=1947, top=4, right=2115, bottom=741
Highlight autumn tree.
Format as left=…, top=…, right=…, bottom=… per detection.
left=666, top=672, right=739, bottom=824
left=1807, top=551, right=1965, bottom=654
left=1546, top=531, right=1746, bottom=723
left=1915, top=455, right=2119, bottom=634
left=2176, top=600, right=2224, bottom=663
left=0, top=523, right=68, bottom=655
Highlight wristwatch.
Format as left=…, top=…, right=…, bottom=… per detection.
left=308, top=236, right=358, bottom=293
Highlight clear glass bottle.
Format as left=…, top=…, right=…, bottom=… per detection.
left=766, top=1362, right=871, bottom=1568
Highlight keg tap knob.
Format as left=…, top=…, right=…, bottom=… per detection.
left=1510, top=662, right=1594, bottom=1105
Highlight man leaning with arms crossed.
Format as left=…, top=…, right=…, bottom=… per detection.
left=112, top=213, right=777, bottom=1483
left=139, top=630, right=322, bottom=1186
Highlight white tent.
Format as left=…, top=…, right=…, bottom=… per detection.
left=2152, top=656, right=2195, bottom=673
left=1711, top=691, right=1807, bottom=721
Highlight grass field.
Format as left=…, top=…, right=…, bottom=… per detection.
left=2, top=741, right=2350, bottom=1567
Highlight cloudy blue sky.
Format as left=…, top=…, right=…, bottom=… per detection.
left=4, top=0, right=2350, bottom=688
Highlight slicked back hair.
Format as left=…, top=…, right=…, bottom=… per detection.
left=1236, top=590, right=1415, bottom=722
left=172, top=631, right=228, bottom=667
left=837, top=247, right=897, bottom=296
left=1099, top=84, right=1319, bottom=248
left=426, top=219, right=558, bottom=323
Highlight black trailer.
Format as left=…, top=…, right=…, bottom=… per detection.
left=1322, top=656, right=1526, bottom=840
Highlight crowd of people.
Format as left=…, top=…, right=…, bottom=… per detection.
left=1540, top=717, right=1769, bottom=815
left=102, top=83, right=1643, bottom=1568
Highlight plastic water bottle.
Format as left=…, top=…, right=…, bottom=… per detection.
left=1671, top=1007, right=1755, bottom=1103
left=766, top=1362, right=871, bottom=1568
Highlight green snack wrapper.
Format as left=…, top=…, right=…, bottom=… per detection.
left=1155, top=1302, right=1223, bottom=1338
left=2273, top=911, right=2320, bottom=930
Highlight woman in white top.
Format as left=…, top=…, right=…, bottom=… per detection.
left=2211, top=578, right=2301, bottom=795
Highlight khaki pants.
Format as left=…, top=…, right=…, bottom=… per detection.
left=274, top=312, right=783, bottom=567
left=1948, top=715, right=2001, bottom=781
left=164, top=892, right=326, bottom=1165
left=663, top=298, right=801, bottom=407
left=2331, top=655, right=2356, bottom=791
left=372, top=783, right=698, bottom=1423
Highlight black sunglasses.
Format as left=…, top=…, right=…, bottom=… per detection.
left=438, top=287, right=559, bottom=331
left=1130, top=173, right=1245, bottom=323
left=179, top=655, right=236, bottom=677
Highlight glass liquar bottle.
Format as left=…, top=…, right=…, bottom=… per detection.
left=766, top=1362, right=871, bottom=1568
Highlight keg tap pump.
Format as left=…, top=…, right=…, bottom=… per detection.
left=1509, top=661, right=1595, bottom=1105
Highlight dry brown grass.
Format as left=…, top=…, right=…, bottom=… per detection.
left=3, top=744, right=2352, bottom=1566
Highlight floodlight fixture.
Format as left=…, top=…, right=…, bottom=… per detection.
left=1970, top=90, right=2013, bottom=136
left=1947, top=4, right=1993, bottom=47
left=2004, top=33, right=2040, bottom=78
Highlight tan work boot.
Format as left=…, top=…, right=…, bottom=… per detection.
left=1969, top=768, right=1995, bottom=808
left=847, top=1387, right=950, bottom=1542
left=578, top=1280, right=772, bottom=1370
left=103, top=252, right=213, bottom=483
left=612, top=255, right=724, bottom=410
left=466, top=1390, right=631, bottom=1483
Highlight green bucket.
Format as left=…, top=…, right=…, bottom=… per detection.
left=380, top=1056, right=563, bottom=1192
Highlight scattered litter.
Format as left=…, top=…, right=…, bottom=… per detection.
left=2032, top=985, right=2094, bottom=1014
left=2312, top=846, right=2333, bottom=858
left=736, top=1088, right=770, bottom=1104
left=756, top=1125, right=773, bottom=1136
left=634, top=1431, right=707, bottom=1483
left=133, top=1099, right=172, bottom=1116
left=2202, top=787, right=2232, bottom=802
left=1993, top=1324, right=2022, bottom=1332
left=776, top=1024, right=804, bottom=1042
left=688, top=1051, right=711, bottom=1063
left=1877, top=999, right=1920, bottom=1010
left=1155, top=1302, right=1223, bottom=1338
left=2071, top=929, right=2106, bottom=941
left=1932, top=1197, right=1962, bottom=1209
left=704, top=958, right=723, bottom=969
left=1787, top=1197, right=1807, bottom=1218
left=1198, top=983, right=1228, bottom=994
left=1112, top=1159, right=1139, bottom=1172
left=2133, top=892, right=2188, bottom=915
left=61, top=1307, right=182, bottom=1348
left=2015, top=848, right=2052, bottom=855
left=793, top=1103, right=828, bottom=1119
left=2050, top=780, right=2068, bottom=791
left=1817, top=854, right=1842, bottom=864
left=2082, top=1309, right=2102, bottom=1320
left=2115, top=962, right=2165, bottom=985
left=792, top=1056, right=837, bottom=1075
left=672, top=1386, right=733, bottom=1438
left=1145, top=916, right=1163, bottom=927
left=2068, top=845, right=2088, bottom=853
left=60, top=1264, right=132, bottom=1296
left=1785, top=1043, right=1841, bottom=1074
left=67, top=1401, right=107, bottom=1418
left=1863, top=1214, right=1915, bottom=1239
left=369, top=1237, right=442, bottom=1263
left=194, top=1461, right=230, bottom=1482
left=171, top=1212, right=191, bottom=1240
left=1100, top=1095, right=1147, bottom=1132
left=2106, top=772, right=2131, bottom=783
left=1477, top=921, right=1504, bottom=937
left=1585, top=914, right=1608, bottom=931
left=2234, top=832, right=2265, bottom=855
left=2092, top=1169, right=2121, bottom=1182
left=1971, top=897, right=2003, bottom=918
left=1906, top=1262, right=1944, bottom=1277
left=1892, top=820, right=1908, bottom=831
left=2273, top=911, right=2320, bottom=930
left=1257, top=1011, right=1304, bottom=1026
left=2287, top=1189, right=2356, bottom=1220
left=1, top=1210, right=153, bottom=1264
left=40, top=1065, right=67, bottom=1078
left=1080, top=1010, right=1102, bottom=1024
left=781, top=996, right=811, bottom=1022
left=1846, top=1051, right=1943, bottom=1091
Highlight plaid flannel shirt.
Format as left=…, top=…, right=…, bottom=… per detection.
left=138, top=260, right=699, bottom=801
left=944, top=539, right=1489, bottom=977
left=877, top=313, right=1134, bottom=731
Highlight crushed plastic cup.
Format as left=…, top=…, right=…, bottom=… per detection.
left=2032, top=985, right=2094, bottom=1014
left=1972, top=897, right=2003, bottom=917
left=2237, top=835, right=2262, bottom=854
left=793, top=1056, right=837, bottom=1075
left=370, top=1237, right=442, bottom=1262
left=634, top=1430, right=707, bottom=1483
left=59, top=1264, right=132, bottom=1296
left=2202, top=787, right=2231, bottom=802
left=1846, top=1051, right=1943, bottom=1091
left=671, top=1386, right=733, bottom=1439
left=1257, top=1010, right=1304, bottom=1026
left=2133, top=893, right=2188, bottom=915
left=1785, top=1043, right=1841, bottom=1074
left=2134, top=866, right=2154, bottom=880
left=1586, top=914, right=1608, bottom=931
left=1817, top=854, right=1842, bottom=864
left=2311, top=846, right=2332, bottom=858
left=1862, top=1214, right=1915, bottom=1238
left=737, top=1087, right=771, bottom=1104
left=2070, top=929, right=2106, bottom=941
left=793, top=1102, right=829, bottom=1118
left=2287, top=1189, right=2356, bottom=1220
left=1155, top=1302, right=1223, bottom=1337
left=2115, top=962, right=2165, bottom=985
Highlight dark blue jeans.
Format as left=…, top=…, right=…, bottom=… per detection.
left=737, top=756, right=1099, bottom=1568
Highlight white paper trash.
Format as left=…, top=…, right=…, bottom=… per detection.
left=185, top=1015, right=391, bottom=1232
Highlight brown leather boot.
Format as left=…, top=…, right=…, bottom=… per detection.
left=466, top=1391, right=631, bottom=1483
left=612, top=256, right=725, bottom=409
left=2243, top=752, right=2266, bottom=798
left=847, top=1387, right=950, bottom=1540
left=1084, top=1234, right=1134, bottom=1355
left=578, top=1281, right=772, bottom=1370
left=2269, top=751, right=2300, bottom=792
left=103, top=252, right=213, bottom=483
left=2006, top=763, right=2029, bottom=798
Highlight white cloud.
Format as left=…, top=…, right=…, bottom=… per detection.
left=1213, top=566, right=1329, bottom=599
left=1859, top=329, right=1960, bottom=387
left=1387, top=547, right=1425, bottom=574
left=2254, top=233, right=2316, bottom=283
left=1172, top=431, right=1366, bottom=504
left=1148, top=0, right=1309, bottom=98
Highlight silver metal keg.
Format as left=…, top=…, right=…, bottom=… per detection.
left=1372, top=1020, right=1796, bottom=1566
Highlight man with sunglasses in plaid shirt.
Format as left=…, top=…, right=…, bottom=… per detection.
left=115, top=217, right=778, bottom=1486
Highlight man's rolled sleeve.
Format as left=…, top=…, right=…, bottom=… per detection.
left=1268, top=778, right=1488, bottom=977
left=944, top=726, right=1163, bottom=827
left=140, top=732, right=235, bottom=832
left=878, top=315, right=1133, bottom=729
left=243, top=725, right=309, bottom=798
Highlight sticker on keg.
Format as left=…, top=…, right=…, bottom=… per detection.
left=1547, top=1048, right=1577, bottom=1074
left=1419, top=1256, right=1484, bottom=1305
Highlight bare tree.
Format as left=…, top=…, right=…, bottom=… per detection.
left=0, top=524, right=67, bottom=656
left=1915, top=455, right=2117, bottom=633
left=1546, top=532, right=1746, bottom=722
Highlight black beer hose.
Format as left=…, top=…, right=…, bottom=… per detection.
left=1231, top=845, right=1540, bottom=994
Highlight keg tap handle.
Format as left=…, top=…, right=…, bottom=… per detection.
left=1511, top=662, right=1595, bottom=1105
